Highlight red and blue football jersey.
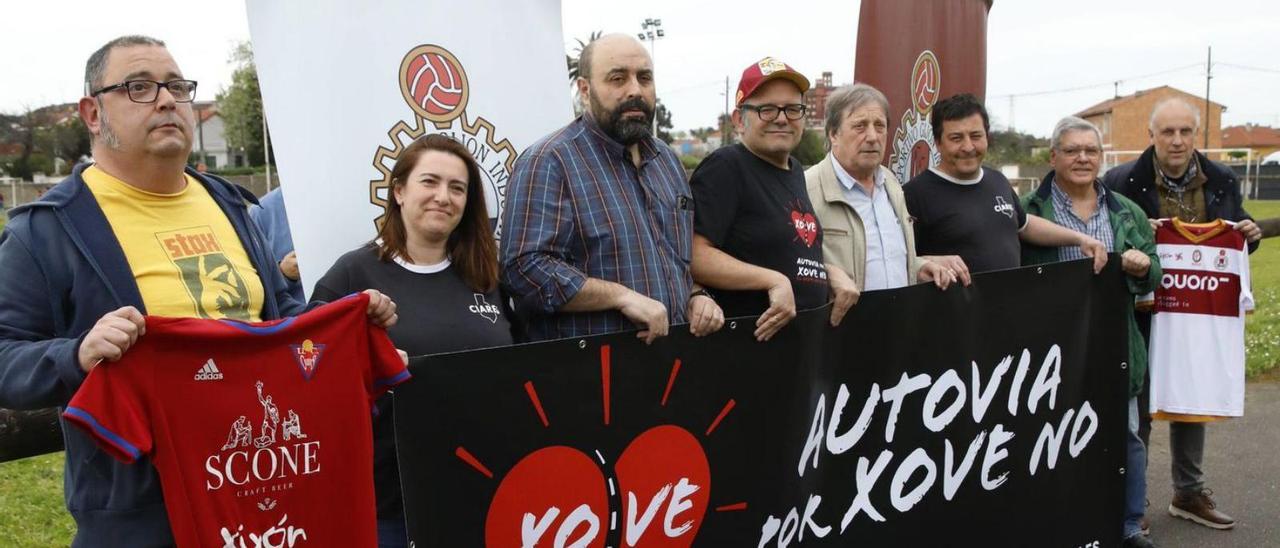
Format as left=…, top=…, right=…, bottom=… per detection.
left=65, top=293, right=409, bottom=547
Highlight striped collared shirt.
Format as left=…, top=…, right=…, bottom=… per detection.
left=830, top=155, right=909, bottom=290
left=1051, top=180, right=1114, bottom=261
left=500, top=115, right=693, bottom=341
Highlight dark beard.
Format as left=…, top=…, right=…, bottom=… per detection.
left=590, top=93, right=654, bottom=145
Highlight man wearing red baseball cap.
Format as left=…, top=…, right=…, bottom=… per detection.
left=690, top=57, right=859, bottom=342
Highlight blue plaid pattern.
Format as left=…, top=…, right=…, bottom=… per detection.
left=500, top=116, right=693, bottom=341
left=1051, top=181, right=1115, bottom=261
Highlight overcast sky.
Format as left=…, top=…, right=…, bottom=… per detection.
left=4, top=0, right=1278, bottom=138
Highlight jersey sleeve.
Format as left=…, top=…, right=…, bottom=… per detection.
left=689, top=151, right=741, bottom=247
left=1238, top=237, right=1255, bottom=313
left=366, top=324, right=410, bottom=401
left=63, top=352, right=154, bottom=464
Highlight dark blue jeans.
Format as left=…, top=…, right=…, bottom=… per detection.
left=1125, top=397, right=1148, bottom=539
left=377, top=518, right=408, bottom=548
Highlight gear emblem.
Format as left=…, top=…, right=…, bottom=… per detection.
left=371, top=44, right=517, bottom=238
left=890, top=50, right=943, bottom=183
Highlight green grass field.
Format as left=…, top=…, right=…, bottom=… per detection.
left=0, top=452, right=74, bottom=547
left=1243, top=199, right=1280, bottom=377
left=0, top=201, right=1276, bottom=545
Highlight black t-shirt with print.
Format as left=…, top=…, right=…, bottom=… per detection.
left=690, top=143, right=829, bottom=317
left=904, top=167, right=1028, bottom=273
left=311, top=244, right=515, bottom=520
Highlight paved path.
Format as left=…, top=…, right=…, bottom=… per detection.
left=1145, top=378, right=1280, bottom=547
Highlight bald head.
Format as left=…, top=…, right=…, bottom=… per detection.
left=1149, top=98, right=1200, bottom=132
left=579, top=33, right=650, bottom=81
left=576, top=33, right=656, bottom=146
left=1149, top=98, right=1201, bottom=176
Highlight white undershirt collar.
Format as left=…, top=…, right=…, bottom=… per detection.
left=393, top=255, right=451, bottom=274
left=928, top=166, right=984, bottom=186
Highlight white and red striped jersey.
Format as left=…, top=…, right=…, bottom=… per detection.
left=1145, top=219, right=1254, bottom=419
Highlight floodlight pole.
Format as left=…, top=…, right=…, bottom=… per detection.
left=639, top=18, right=665, bottom=136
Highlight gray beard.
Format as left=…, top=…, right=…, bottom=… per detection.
left=96, top=107, right=121, bottom=151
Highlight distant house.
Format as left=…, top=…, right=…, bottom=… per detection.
left=669, top=138, right=708, bottom=157
left=1222, top=124, right=1280, bottom=162
left=803, top=72, right=836, bottom=131
left=1075, top=86, right=1226, bottom=162
left=705, top=131, right=723, bottom=150
left=192, top=102, right=247, bottom=169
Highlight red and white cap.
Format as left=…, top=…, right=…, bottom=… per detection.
left=735, top=57, right=811, bottom=106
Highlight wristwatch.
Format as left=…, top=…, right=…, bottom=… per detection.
left=689, top=289, right=713, bottom=301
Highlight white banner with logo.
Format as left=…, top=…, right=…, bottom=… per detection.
left=245, top=0, right=571, bottom=297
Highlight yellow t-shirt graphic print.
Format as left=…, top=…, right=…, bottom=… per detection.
left=155, top=227, right=255, bottom=320
left=83, top=166, right=264, bottom=321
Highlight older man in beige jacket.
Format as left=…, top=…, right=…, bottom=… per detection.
left=805, top=84, right=958, bottom=295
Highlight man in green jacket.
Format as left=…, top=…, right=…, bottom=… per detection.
left=1021, top=116, right=1162, bottom=548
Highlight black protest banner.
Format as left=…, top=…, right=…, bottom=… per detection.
left=394, top=260, right=1129, bottom=547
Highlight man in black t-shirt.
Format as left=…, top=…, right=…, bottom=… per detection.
left=690, top=57, right=859, bottom=342
left=904, top=94, right=1109, bottom=277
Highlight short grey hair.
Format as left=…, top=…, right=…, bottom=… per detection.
left=824, top=83, right=889, bottom=139
left=1148, top=97, right=1201, bottom=131
left=1050, top=116, right=1102, bottom=151
left=85, top=35, right=166, bottom=94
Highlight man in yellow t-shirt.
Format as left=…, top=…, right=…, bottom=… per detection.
left=82, top=165, right=265, bottom=321
left=0, top=35, right=399, bottom=546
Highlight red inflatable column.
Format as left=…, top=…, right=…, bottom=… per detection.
left=854, top=0, right=993, bottom=183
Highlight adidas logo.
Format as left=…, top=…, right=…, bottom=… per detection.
left=194, top=359, right=224, bottom=381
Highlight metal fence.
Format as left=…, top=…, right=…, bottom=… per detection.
left=1, top=173, right=280, bottom=214
left=1231, top=164, right=1280, bottom=200
left=0, top=177, right=58, bottom=211
left=219, top=173, right=280, bottom=199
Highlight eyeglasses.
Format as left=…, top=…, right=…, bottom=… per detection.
left=1058, top=146, right=1101, bottom=159
left=91, top=79, right=198, bottom=103
left=740, top=103, right=807, bottom=122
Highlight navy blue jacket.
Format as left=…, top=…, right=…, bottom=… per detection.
left=1104, top=145, right=1258, bottom=254
left=0, top=163, right=305, bottom=547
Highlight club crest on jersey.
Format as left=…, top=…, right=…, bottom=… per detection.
left=1214, top=249, right=1229, bottom=270
left=1191, top=249, right=1203, bottom=265
left=290, top=340, right=326, bottom=381
left=993, top=196, right=1015, bottom=218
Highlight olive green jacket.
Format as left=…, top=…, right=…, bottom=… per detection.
left=1020, top=173, right=1161, bottom=397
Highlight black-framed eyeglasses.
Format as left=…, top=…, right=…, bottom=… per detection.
left=91, top=79, right=198, bottom=103
left=740, top=103, right=807, bottom=122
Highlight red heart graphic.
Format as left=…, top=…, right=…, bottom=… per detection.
left=616, top=425, right=711, bottom=547
left=485, top=446, right=609, bottom=547
left=485, top=425, right=711, bottom=547
left=791, top=211, right=818, bottom=248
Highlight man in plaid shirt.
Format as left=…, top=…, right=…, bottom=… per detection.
left=500, top=34, right=723, bottom=342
